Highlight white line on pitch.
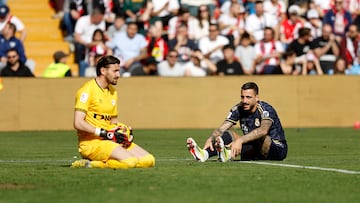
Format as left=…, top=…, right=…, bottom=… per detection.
left=1, top=159, right=360, bottom=175
left=242, top=161, right=360, bottom=175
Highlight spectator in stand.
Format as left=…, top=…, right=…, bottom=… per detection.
left=101, top=0, right=117, bottom=27
left=167, top=7, right=197, bottom=40
left=49, top=0, right=65, bottom=19
left=254, top=27, right=284, bottom=74
left=193, top=4, right=212, bottom=41
left=0, top=22, right=34, bottom=72
left=312, top=0, right=334, bottom=18
left=106, top=14, right=127, bottom=40
left=216, top=44, right=244, bottom=75
left=85, top=54, right=102, bottom=77
left=150, top=0, right=180, bottom=28
left=263, top=0, right=287, bottom=24
left=123, top=0, right=147, bottom=22
left=80, top=28, right=109, bottom=76
left=323, top=0, right=352, bottom=43
left=168, top=22, right=198, bottom=64
left=157, top=49, right=185, bottom=77
left=73, top=6, right=106, bottom=76
left=218, top=2, right=246, bottom=45
left=344, top=0, right=360, bottom=19
left=276, top=50, right=301, bottom=75
left=311, top=24, right=340, bottom=74
left=220, top=0, right=242, bottom=16
left=145, top=20, right=168, bottom=62
left=304, top=9, right=322, bottom=40
left=351, top=1, right=360, bottom=27
left=280, top=5, right=305, bottom=48
left=340, top=24, right=360, bottom=68
left=60, top=0, right=88, bottom=42
left=198, top=23, right=229, bottom=64
left=43, top=50, right=72, bottom=78
left=132, top=0, right=154, bottom=35
left=180, top=0, right=216, bottom=17
left=287, top=27, right=313, bottom=67
left=106, top=21, right=148, bottom=74
left=330, top=57, right=349, bottom=74
left=245, top=0, right=278, bottom=42
left=183, top=49, right=217, bottom=77
left=244, top=0, right=256, bottom=15
left=0, top=48, right=33, bottom=77
left=235, top=31, right=256, bottom=75
left=301, top=54, right=323, bottom=75
left=129, top=56, right=158, bottom=76
left=0, top=4, right=27, bottom=42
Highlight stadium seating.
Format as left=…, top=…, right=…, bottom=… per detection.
left=7, top=0, right=78, bottom=76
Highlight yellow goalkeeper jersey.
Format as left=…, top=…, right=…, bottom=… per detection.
left=75, top=79, right=118, bottom=140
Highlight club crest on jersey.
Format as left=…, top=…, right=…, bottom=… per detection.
left=262, top=111, right=269, bottom=119
left=112, top=99, right=116, bottom=106
left=255, top=118, right=260, bottom=127
left=80, top=93, right=88, bottom=103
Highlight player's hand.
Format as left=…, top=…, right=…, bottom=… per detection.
left=230, top=137, right=243, bottom=159
left=114, top=126, right=134, bottom=148
left=99, top=126, right=119, bottom=140
left=203, top=137, right=214, bottom=151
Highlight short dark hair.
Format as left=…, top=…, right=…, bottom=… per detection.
left=240, top=31, right=251, bottom=40
left=126, top=21, right=138, bottom=27
left=209, top=23, right=220, bottom=30
left=223, top=44, right=235, bottom=50
left=92, top=6, right=105, bottom=15
left=282, top=50, right=296, bottom=60
left=7, top=47, right=19, bottom=55
left=241, top=82, right=259, bottom=95
left=178, top=6, right=190, bottom=15
left=298, top=27, right=311, bottom=38
left=7, top=22, right=16, bottom=34
left=96, top=55, right=120, bottom=76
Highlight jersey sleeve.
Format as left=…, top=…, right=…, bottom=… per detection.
left=75, top=84, right=92, bottom=113
left=261, top=103, right=275, bottom=123
left=225, top=104, right=240, bottom=124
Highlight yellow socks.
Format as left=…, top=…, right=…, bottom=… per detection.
left=136, top=154, right=156, bottom=168
left=86, top=154, right=155, bottom=169
left=106, top=157, right=138, bottom=169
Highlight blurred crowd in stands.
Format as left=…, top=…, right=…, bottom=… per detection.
left=2, top=0, right=360, bottom=77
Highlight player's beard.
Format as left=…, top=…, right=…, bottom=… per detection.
left=106, top=75, right=119, bottom=86
left=110, top=78, right=119, bottom=85
left=242, top=103, right=255, bottom=112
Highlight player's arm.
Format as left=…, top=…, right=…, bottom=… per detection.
left=204, top=120, right=234, bottom=151
left=73, top=110, right=97, bottom=134
left=73, top=110, right=123, bottom=141
left=231, top=119, right=272, bottom=158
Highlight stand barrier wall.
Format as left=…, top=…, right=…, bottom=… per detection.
left=1, top=76, right=359, bottom=131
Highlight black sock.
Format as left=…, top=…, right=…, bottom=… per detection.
left=205, top=131, right=234, bottom=158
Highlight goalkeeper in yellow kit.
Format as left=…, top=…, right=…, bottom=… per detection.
left=71, top=55, right=155, bottom=169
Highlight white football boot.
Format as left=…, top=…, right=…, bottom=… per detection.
left=186, top=138, right=208, bottom=162
left=215, top=136, right=231, bottom=162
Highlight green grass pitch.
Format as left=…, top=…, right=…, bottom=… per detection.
left=0, top=128, right=360, bottom=203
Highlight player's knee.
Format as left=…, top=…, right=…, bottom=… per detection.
left=136, top=154, right=155, bottom=168
left=122, top=157, right=139, bottom=168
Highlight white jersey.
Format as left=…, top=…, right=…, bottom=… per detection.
left=0, top=15, right=25, bottom=32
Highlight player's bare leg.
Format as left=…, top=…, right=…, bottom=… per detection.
left=126, top=144, right=155, bottom=168
left=260, top=135, right=272, bottom=158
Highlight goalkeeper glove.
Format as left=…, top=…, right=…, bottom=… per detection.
left=114, top=126, right=134, bottom=148
left=96, top=126, right=134, bottom=148
left=97, top=127, right=118, bottom=140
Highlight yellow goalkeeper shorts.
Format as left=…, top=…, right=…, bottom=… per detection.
left=78, top=139, right=119, bottom=161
